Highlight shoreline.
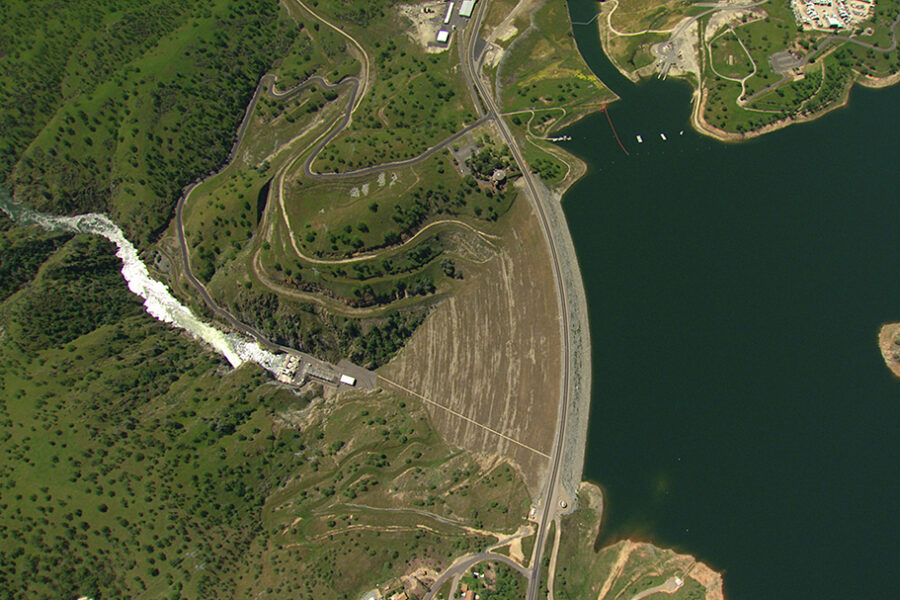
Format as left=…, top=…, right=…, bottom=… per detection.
left=595, top=4, right=900, bottom=141
left=526, top=140, right=594, bottom=509
left=877, top=322, right=900, bottom=377
left=690, top=75, right=855, bottom=142
left=570, top=482, right=725, bottom=600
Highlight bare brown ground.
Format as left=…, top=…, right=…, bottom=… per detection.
left=860, top=70, right=900, bottom=88
left=686, top=561, right=725, bottom=600
left=878, top=323, right=900, bottom=377
left=379, top=196, right=561, bottom=496
left=596, top=541, right=723, bottom=600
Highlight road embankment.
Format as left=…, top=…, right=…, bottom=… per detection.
left=533, top=176, right=593, bottom=507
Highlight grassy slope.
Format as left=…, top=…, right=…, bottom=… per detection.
left=497, top=0, right=617, bottom=185
left=553, top=484, right=721, bottom=600
left=3, top=0, right=296, bottom=246
left=0, top=215, right=529, bottom=600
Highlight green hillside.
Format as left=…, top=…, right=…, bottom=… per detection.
left=1, top=0, right=296, bottom=245
left=0, top=214, right=528, bottom=599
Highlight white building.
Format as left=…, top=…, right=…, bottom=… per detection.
left=444, top=1, right=455, bottom=24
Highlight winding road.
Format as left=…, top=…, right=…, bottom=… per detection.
left=171, top=3, right=586, bottom=597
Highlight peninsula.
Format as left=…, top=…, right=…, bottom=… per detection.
left=597, top=0, right=900, bottom=139
left=0, top=1, right=726, bottom=599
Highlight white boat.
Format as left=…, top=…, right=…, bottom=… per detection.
left=660, top=133, right=667, bottom=141
left=636, top=135, right=643, bottom=143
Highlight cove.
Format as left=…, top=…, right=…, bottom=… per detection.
left=564, top=1, right=900, bottom=599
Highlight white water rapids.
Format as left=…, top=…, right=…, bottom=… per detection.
left=0, top=195, right=285, bottom=374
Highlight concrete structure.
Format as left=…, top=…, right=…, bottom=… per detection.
left=459, top=0, right=477, bottom=18
left=444, top=1, right=455, bottom=24
left=437, top=29, right=450, bottom=43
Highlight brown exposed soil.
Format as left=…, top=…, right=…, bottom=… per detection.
left=379, top=196, right=561, bottom=496
left=595, top=541, right=723, bottom=600
left=878, top=323, right=900, bottom=377
left=686, top=561, right=725, bottom=600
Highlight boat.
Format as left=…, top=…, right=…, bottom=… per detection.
left=636, top=135, right=643, bottom=143
left=660, top=132, right=667, bottom=141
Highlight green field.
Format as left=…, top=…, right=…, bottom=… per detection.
left=499, top=0, right=615, bottom=123
left=709, top=30, right=756, bottom=80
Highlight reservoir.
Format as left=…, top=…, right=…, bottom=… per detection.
left=564, top=1, right=899, bottom=599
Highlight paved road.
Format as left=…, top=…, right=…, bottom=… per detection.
left=744, top=11, right=900, bottom=103
left=629, top=576, right=683, bottom=600
left=458, top=3, right=575, bottom=600
left=655, top=0, right=770, bottom=77
left=423, top=551, right=532, bottom=600
left=169, top=4, right=577, bottom=596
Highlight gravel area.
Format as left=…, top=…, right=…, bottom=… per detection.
left=536, top=178, right=593, bottom=509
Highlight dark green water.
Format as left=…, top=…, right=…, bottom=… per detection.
left=564, top=2, right=899, bottom=598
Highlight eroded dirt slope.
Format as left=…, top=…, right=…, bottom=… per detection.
left=380, top=198, right=561, bottom=495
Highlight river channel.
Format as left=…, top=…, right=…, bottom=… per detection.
left=564, top=1, right=899, bottom=598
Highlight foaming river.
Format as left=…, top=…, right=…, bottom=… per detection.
left=0, top=192, right=285, bottom=374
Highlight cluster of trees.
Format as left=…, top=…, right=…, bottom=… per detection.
left=531, top=157, right=564, bottom=182
left=0, top=0, right=195, bottom=185
left=5, top=0, right=298, bottom=247
left=349, top=274, right=434, bottom=308
left=344, top=242, right=442, bottom=281
left=349, top=311, right=424, bottom=370
left=2, top=236, right=143, bottom=355
left=799, top=60, right=852, bottom=115
left=0, top=225, right=71, bottom=302
left=466, top=144, right=514, bottom=181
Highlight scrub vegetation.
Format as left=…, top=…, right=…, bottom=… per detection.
left=0, top=216, right=530, bottom=600
left=553, top=484, right=724, bottom=600
left=308, top=1, right=478, bottom=172
left=498, top=0, right=615, bottom=126
left=599, top=0, right=900, bottom=137
left=1, top=0, right=298, bottom=246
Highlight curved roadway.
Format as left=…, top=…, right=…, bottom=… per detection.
left=458, top=3, right=579, bottom=599
left=172, top=6, right=583, bottom=598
